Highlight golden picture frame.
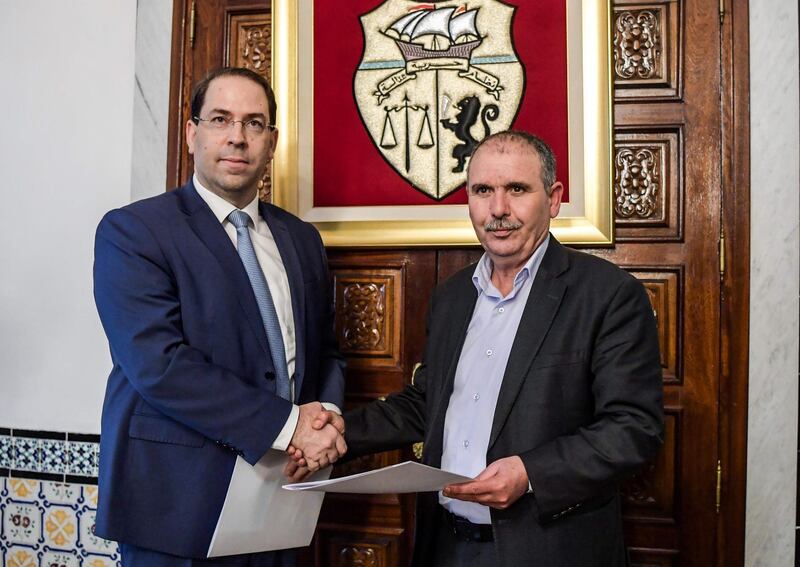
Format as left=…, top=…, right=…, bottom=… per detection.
left=271, top=0, right=613, bottom=247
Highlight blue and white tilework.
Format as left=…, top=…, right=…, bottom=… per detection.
left=0, top=477, right=120, bottom=567
left=66, top=443, right=98, bottom=479
left=0, top=435, right=11, bottom=470
left=12, top=438, right=40, bottom=473
left=0, top=426, right=119, bottom=567
left=41, top=440, right=68, bottom=476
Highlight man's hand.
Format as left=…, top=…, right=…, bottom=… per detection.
left=283, top=458, right=314, bottom=483
left=442, top=456, right=529, bottom=510
left=288, top=403, right=347, bottom=472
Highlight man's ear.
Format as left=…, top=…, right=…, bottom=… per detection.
left=186, top=120, right=197, bottom=155
left=548, top=182, right=564, bottom=218
left=267, top=127, right=279, bottom=161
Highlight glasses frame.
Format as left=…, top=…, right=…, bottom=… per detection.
left=193, top=115, right=276, bottom=136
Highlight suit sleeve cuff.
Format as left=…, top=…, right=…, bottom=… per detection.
left=271, top=404, right=300, bottom=451
left=321, top=402, right=342, bottom=415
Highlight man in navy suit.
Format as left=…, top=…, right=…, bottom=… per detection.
left=93, top=67, right=346, bottom=566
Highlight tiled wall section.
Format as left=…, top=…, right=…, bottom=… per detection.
left=0, top=430, right=120, bottom=567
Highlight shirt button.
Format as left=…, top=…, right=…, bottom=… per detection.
left=463, top=440, right=469, bottom=448
left=498, top=307, right=505, bottom=313
left=486, top=349, right=493, bottom=357
left=473, top=393, right=480, bottom=401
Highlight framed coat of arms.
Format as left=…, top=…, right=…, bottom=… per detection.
left=271, top=0, right=613, bottom=246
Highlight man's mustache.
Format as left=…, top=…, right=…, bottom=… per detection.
left=485, top=218, right=522, bottom=232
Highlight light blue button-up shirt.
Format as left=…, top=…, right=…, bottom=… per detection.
left=439, top=236, right=550, bottom=524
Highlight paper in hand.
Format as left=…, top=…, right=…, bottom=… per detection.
left=282, top=461, right=472, bottom=494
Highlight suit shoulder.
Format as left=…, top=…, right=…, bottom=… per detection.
left=564, top=247, right=636, bottom=283
left=264, top=204, right=322, bottom=238
left=100, top=190, right=181, bottom=227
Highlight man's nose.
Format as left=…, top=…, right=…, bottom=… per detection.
left=489, top=190, right=510, bottom=217
left=226, top=121, right=247, bottom=145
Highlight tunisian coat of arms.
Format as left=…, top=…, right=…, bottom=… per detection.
left=354, top=1, right=525, bottom=200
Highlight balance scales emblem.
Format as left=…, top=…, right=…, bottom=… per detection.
left=354, top=1, right=525, bottom=200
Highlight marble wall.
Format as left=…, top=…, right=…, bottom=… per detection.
left=745, top=0, right=800, bottom=565
left=130, top=0, right=174, bottom=201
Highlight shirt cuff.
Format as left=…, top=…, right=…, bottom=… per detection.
left=271, top=404, right=300, bottom=451
left=321, top=402, right=342, bottom=415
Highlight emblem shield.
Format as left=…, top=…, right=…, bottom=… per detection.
left=354, top=0, right=525, bottom=200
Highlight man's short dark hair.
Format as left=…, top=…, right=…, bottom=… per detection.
left=190, top=67, right=277, bottom=126
left=468, top=130, right=558, bottom=193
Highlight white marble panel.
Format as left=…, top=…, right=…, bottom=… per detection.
left=746, top=0, right=800, bottom=565
left=130, top=0, right=174, bottom=201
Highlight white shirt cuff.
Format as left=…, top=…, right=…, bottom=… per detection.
left=271, top=405, right=300, bottom=451
left=270, top=403, right=341, bottom=452
left=321, top=402, right=342, bottom=415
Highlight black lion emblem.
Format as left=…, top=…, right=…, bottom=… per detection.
left=440, top=95, right=500, bottom=173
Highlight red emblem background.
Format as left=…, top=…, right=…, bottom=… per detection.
left=313, top=0, right=569, bottom=207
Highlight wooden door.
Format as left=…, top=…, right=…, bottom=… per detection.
left=166, top=1, right=749, bottom=565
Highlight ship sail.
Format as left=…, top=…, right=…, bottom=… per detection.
left=449, top=9, right=479, bottom=43
left=386, top=10, right=427, bottom=41
left=384, top=6, right=483, bottom=60
left=410, top=7, right=456, bottom=40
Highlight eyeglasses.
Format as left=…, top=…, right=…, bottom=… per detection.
left=193, top=115, right=276, bottom=136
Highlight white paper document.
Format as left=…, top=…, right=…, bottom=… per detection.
left=282, top=461, right=472, bottom=494
left=207, top=451, right=331, bottom=558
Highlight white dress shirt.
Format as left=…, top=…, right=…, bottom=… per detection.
left=439, top=236, right=550, bottom=524
left=194, top=176, right=306, bottom=450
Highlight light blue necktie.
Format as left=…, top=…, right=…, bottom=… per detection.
left=228, top=210, right=292, bottom=401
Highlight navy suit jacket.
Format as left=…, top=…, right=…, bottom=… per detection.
left=92, top=181, right=345, bottom=558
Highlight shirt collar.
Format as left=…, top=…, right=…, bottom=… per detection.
left=193, top=173, right=261, bottom=229
left=472, top=234, right=551, bottom=298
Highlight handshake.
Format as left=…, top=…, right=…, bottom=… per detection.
left=285, top=402, right=346, bottom=482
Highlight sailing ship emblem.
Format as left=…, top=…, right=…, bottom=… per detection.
left=354, top=1, right=525, bottom=200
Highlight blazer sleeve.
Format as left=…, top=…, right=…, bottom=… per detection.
left=343, top=289, right=438, bottom=458
left=309, top=227, right=346, bottom=409
left=520, top=275, right=664, bottom=521
left=94, top=208, right=293, bottom=465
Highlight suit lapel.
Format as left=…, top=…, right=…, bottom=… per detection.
left=428, top=272, right=478, bottom=465
left=261, top=203, right=307, bottom=402
left=488, top=238, right=569, bottom=450
left=179, top=183, right=270, bottom=359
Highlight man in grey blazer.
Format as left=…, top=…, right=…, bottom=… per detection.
left=292, top=130, right=664, bottom=566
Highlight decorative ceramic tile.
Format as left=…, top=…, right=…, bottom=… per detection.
left=3, top=501, right=41, bottom=546
left=42, top=483, right=80, bottom=507
left=12, top=438, right=40, bottom=472
left=41, top=550, right=80, bottom=567
left=81, top=487, right=98, bottom=509
left=0, top=435, right=12, bottom=469
left=67, top=443, right=97, bottom=478
left=41, top=440, right=68, bottom=476
left=77, top=509, right=115, bottom=556
left=7, top=479, right=39, bottom=501
left=4, top=546, right=38, bottom=567
left=82, top=555, right=120, bottom=567
left=44, top=506, right=78, bottom=549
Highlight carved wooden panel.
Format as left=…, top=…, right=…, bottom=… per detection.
left=615, top=129, right=683, bottom=242
left=628, top=269, right=681, bottom=384
left=228, top=13, right=272, bottom=80
left=628, top=548, right=679, bottom=567
left=622, top=410, right=679, bottom=522
left=321, top=532, right=401, bottom=567
left=332, top=270, right=402, bottom=368
left=227, top=11, right=273, bottom=202
left=613, top=0, right=681, bottom=100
